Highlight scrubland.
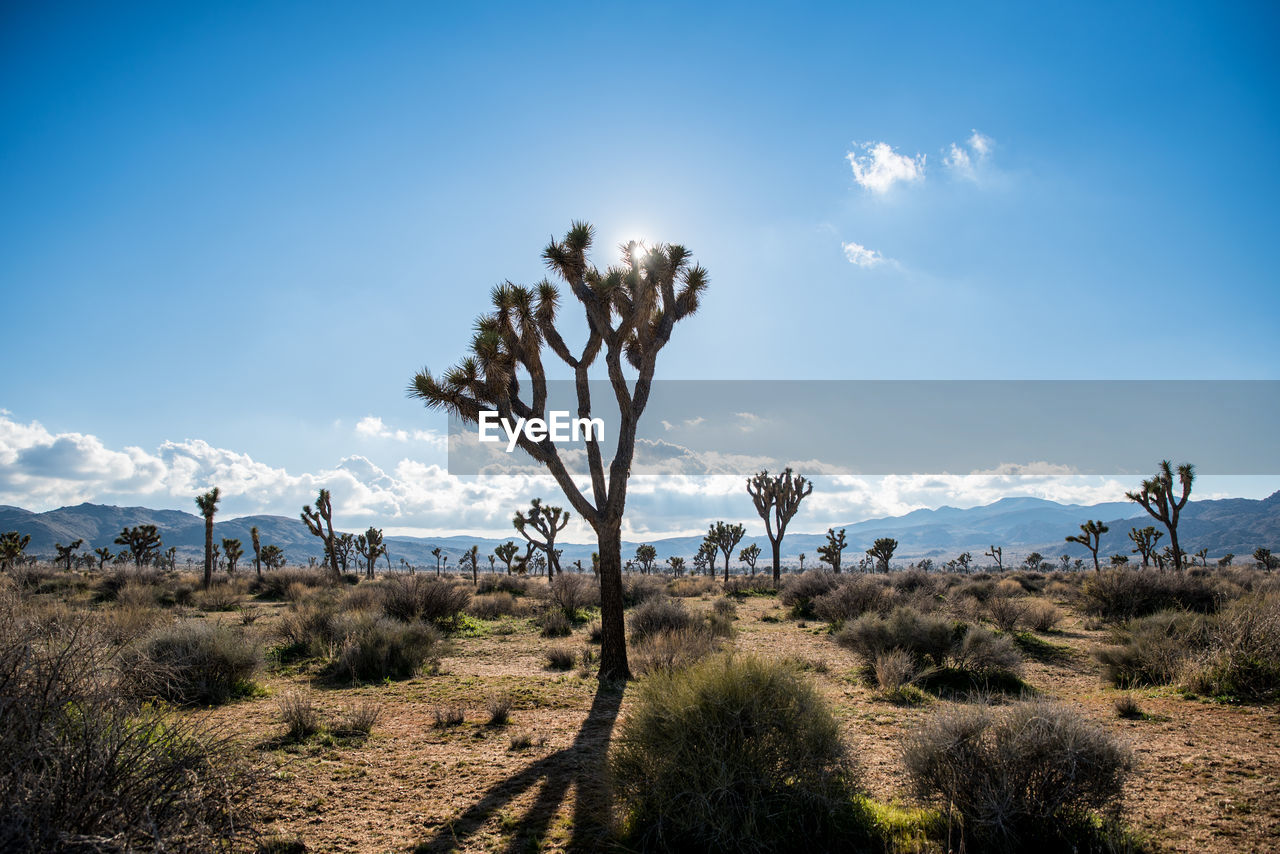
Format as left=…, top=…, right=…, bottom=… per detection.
left=3, top=563, right=1279, bottom=852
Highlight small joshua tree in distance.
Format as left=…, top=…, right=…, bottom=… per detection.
left=94, top=546, right=112, bottom=571
left=706, top=521, right=746, bottom=582
left=867, top=537, right=897, bottom=572
left=1066, top=520, right=1109, bottom=572
left=634, top=544, right=657, bottom=575
left=251, top=526, right=262, bottom=577
left=816, top=527, right=847, bottom=574
left=739, top=543, right=761, bottom=576
left=301, top=488, right=341, bottom=580
left=984, top=544, right=1003, bottom=571
left=221, top=538, right=243, bottom=575
left=356, top=527, right=388, bottom=579
left=495, top=541, right=520, bottom=575
left=1128, top=525, right=1162, bottom=568
left=55, top=539, right=83, bottom=572
left=513, top=498, right=570, bottom=577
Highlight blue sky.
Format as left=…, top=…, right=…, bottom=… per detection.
left=1, top=2, right=1277, bottom=538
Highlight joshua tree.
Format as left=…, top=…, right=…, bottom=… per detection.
left=798, top=553, right=806, bottom=571
left=1194, top=548, right=1209, bottom=568
left=356, top=527, right=388, bottom=579
left=333, top=532, right=356, bottom=573
left=495, top=541, right=520, bottom=575
left=513, top=498, right=570, bottom=576
left=462, top=544, right=480, bottom=584
left=1024, top=551, right=1044, bottom=571
left=739, top=543, right=761, bottom=576
left=747, top=468, right=812, bottom=586
left=1217, top=552, right=1234, bottom=568
left=164, top=546, right=177, bottom=571
left=1066, top=520, right=1109, bottom=572
left=221, top=538, right=244, bottom=574
left=1126, top=460, right=1194, bottom=571
left=93, top=546, right=112, bottom=570
left=251, top=526, right=262, bottom=577
left=211, top=543, right=221, bottom=572
left=816, top=528, right=847, bottom=574
left=705, top=521, right=746, bottom=581
left=634, top=544, right=657, bottom=575
left=529, top=552, right=545, bottom=577
left=1127, top=526, right=1163, bottom=568
left=54, top=539, right=83, bottom=571
left=984, top=545, right=1004, bottom=571
left=867, top=538, right=897, bottom=572
left=694, top=540, right=717, bottom=576
left=195, top=487, right=221, bottom=589
left=667, top=555, right=686, bottom=576
left=260, top=544, right=286, bottom=570
left=1, top=532, right=31, bottom=572
left=301, top=488, right=341, bottom=580
left=488, top=553, right=496, bottom=573
left=1111, top=554, right=1129, bottom=566
left=956, top=552, right=973, bottom=573
left=114, top=525, right=163, bottom=568
left=1255, top=547, right=1278, bottom=571
left=409, top=223, right=707, bottom=680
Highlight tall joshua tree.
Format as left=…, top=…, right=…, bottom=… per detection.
left=431, top=547, right=444, bottom=577
left=1126, top=460, right=1194, bottom=571
left=251, top=526, right=263, bottom=578
left=1127, top=525, right=1163, bottom=568
left=195, top=487, right=221, bottom=589
left=817, top=527, right=848, bottom=574
left=984, top=545, right=1004, bottom=572
left=301, top=488, right=341, bottom=580
left=94, top=547, right=112, bottom=571
left=356, top=527, right=387, bottom=579
left=1066, top=520, right=1109, bottom=572
left=706, top=521, right=746, bottom=582
left=409, top=223, right=707, bottom=680
left=747, top=468, right=813, bottom=586
left=513, top=498, right=570, bottom=577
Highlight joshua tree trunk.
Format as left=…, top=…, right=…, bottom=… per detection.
left=770, top=540, right=781, bottom=586
left=596, top=521, right=628, bottom=680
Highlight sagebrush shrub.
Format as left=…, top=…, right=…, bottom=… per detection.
left=1184, top=593, right=1280, bottom=701
left=380, top=575, right=470, bottom=624
left=984, top=595, right=1026, bottom=631
left=129, top=621, right=259, bottom=705
left=1096, top=610, right=1206, bottom=688
left=1025, top=600, right=1064, bottom=633
left=251, top=567, right=330, bottom=600
left=1081, top=569, right=1220, bottom=620
left=544, top=645, right=576, bottom=671
left=902, top=700, right=1133, bottom=852
left=620, top=574, right=665, bottom=607
left=611, top=653, right=863, bottom=852
left=811, top=576, right=887, bottom=626
left=330, top=612, right=441, bottom=683
left=539, top=608, right=572, bottom=637
left=953, top=626, right=1023, bottom=676
left=628, top=597, right=695, bottom=641
left=630, top=626, right=721, bottom=675
left=469, top=592, right=520, bottom=620
left=836, top=607, right=958, bottom=668
left=549, top=573, right=600, bottom=614
left=779, top=571, right=841, bottom=618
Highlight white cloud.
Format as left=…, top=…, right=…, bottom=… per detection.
left=841, top=241, right=887, bottom=268
left=355, top=415, right=447, bottom=450
left=846, top=141, right=926, bottom=193
left=943, top=129, right=995, bottom=180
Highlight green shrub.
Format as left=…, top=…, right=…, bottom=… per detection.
left=251, top=568, right=330, bottom=600
left=953, top=626, right=1023, bottom=676
left=468, top=592, right=520, bottom=619
left=811, top=576, right=887, bottom=625
left=1096, top=610, right=1206, bottom=688
left=630, top=626, right=721, bottom=676
left=611, top=653, right=864, bottom=852
left=274, top=602, right=340, bottom=661
left=538, top=609, right=572, bottom=637
left=1184, top=593, right=1280, bottom=701
left=836, top=607, right=959, bottom=668
left=779, top=571, right=840, bottom=618
left=544, top=646, right=576, bottom=670
left=549, top=573, right=601, bottom=614
left=330, top=613, right=441, bottom=683
left=902, top=700, right=1134, bottom=852
left=620, top=574, right=665, bottom=607
left=130, top=621, right=260, bottom=705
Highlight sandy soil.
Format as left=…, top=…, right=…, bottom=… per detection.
left=196, top=589, right=1280, bottom=853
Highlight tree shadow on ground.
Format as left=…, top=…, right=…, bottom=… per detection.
left=411, top=680, right=626, bottom=853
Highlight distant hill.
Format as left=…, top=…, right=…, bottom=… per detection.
left=2, top=492, right=1277, bottom=569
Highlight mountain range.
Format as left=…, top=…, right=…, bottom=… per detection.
left=3, top=491, right=1278, bottom=569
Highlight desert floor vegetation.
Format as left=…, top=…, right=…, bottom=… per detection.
left=2, top=565, right=1278, bottom=852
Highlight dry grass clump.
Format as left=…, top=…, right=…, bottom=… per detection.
left=468, top=591, right=521, bottom=620
left=873, top=648, right=919, bottom=700
left=548, top=573, right=600, bottom=614
left=1025, top=600, right=1064, bottom=632
left=251, top=567, right=330, bottom=600
left=621, top=574, right=666, bottom=606
left=380, top=574, right=470, bottom=624
left=544, top=645, right=577, bottom=670
left=631, top=626, right=722, bottom=676
left=1114, top=694, right=1143, bottom=719
left=194, top=581, right=245, bottom=612
left=127, top=620, right=260, bottom=705
left=628, top=596, right=696, bottom=641
left=721, top=575, right=777, bottom=597
left=278, top=691, right=321, bottom=741
left=611, top=653, right=864, bottom=852
left=711, top=597, right=738, bottom=620
left=984, top=595, right=1027, bottom=632
left=330, top=612, right=441, bottom=683
left=274, top=601, right=341, bottom=661
left=485, top=693, right=513, bottom=726
left=668, top=576, right=718, bottom=598
left=432, top=705, right=465, bottom=728
left=837, top=607, right=1023, bottom=687
left=812, top=576, right=888, bottom=626
left=476, top=574, right=527, bottom=596
left=902, top=699, right=1134, bottom=852
left=538, top=608, right=572, bottom=637
left=335, top=698, right=382, bottom=737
